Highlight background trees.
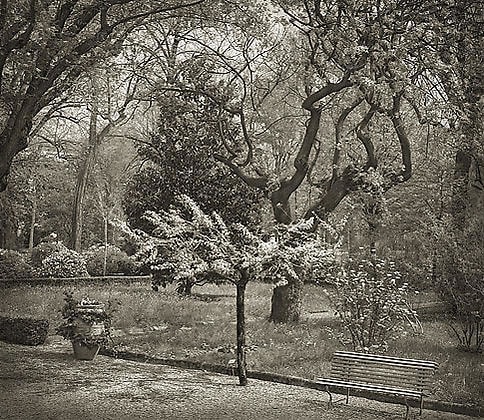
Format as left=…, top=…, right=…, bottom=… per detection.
left=0, top=0, right=207, bottom=191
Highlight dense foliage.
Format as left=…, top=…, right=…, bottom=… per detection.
left=0, top=316, right=49, bottom=346
left=124, top=92, right=262, bottom=232
left=83, top=244, right=140, bottom=276
left=437, top=217, right=484, bottom=353
left=0, top=249, right=34, bottom=279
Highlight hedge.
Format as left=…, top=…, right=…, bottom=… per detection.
left=0, top=316, right=49, bottom=346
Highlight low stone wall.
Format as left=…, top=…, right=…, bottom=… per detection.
left=0, top=275, right=152, bottom=288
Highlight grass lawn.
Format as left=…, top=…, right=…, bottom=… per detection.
left=0, top=281, right=481, bottom=406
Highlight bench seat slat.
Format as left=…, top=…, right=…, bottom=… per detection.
left=330, top=379, right=427, bottom=392
left=315, top=378, right=423, bottom=397
left=328, top=376, right=429, bottom=391
left=330, top=367, right=432, bottom=387
left=330, top=364, right=433, bottom=378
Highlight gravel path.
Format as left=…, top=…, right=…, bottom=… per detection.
left=0, top=339, right=478, bottom=420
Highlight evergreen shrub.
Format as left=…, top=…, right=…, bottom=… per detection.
left=0, top=316, right=49, bottom=345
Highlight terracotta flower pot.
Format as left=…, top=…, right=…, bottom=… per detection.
left=72, top=341, right=100, bottom=360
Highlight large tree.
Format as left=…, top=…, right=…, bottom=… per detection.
left=159, top=0, right=455, bottom=320
left=0, top=0, right=206, bottom=192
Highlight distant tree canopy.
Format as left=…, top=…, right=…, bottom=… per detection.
left=124, top=90, right=262, bottom=231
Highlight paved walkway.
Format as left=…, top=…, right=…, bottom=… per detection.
left=0, top=340, right=478, bottom=420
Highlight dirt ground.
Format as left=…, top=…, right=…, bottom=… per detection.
left=0, top=339, right=479, bottom=420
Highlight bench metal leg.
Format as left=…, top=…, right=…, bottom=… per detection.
left=346, top=387, right=349, bottom=404
left=325, top=385, right=333, bottom=408
left=419, top=396, right=423, bottom=416
left=404, top=396, right=410, bottom=420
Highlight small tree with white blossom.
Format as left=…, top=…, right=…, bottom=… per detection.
left=324, top=258, right=420, bottom=352
left=122, top=195, right=335, bottom=385
left=145, top=195, right=266, bottom=385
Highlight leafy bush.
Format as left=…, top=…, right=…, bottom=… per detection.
left=0, top=316, right=49, bottom=346
left=325, top=258, right=419, bottom=352
left=437, top=221, right=483, bottom=353
left=31, top=241, right=68, bottom=267
left=83, top=244, right=141, bottom=276
left=0, top=249, right=34, bottom=278
left=39, top=249, right=89, bottom=278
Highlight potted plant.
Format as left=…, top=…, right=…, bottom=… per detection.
left=56, top=291, right=115, bottom=360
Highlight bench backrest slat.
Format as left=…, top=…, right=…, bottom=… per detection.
left=330, top=351, right=438, bottom=393
left=333, top=351, right=439, bottom=368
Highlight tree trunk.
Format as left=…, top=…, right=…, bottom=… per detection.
left=70, top=104, right=99, bottom=251
left=0, top=217, right=17, bottom=249
left=103, top=214, right=108, bottom=276
left=304, top=167, right=354, bottom=221
left=269, top=276, right=303, bottom=323
left=451, top=150, right=472, bottom=228
left=29, top=182, right=37, bottom=255
left=0, top=183, right=19, bottom=249
left=236, top=279, right=248, bottom=386
left=177, top=279, right=194, bottom=296
left=0, top=111, right=32, bottom=192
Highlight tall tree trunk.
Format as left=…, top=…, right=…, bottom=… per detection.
left=103, top=212, right=108, bottom=276
left=0, top=215, right=17, bottom=249
left=29, top=180, right=37, bottom=255
left=0, top=106, right=33, bottom=192
left=451, top=150, right=472, bottom=228
left=70, top=103, right=99, bottom=251
left=0, top=183, right=20, bottom=249
left=236, top=277, right=248, bottom=386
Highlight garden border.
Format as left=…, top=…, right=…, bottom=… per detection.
left=0, top=275, right=152, bottom=287
left=99, top=347, right=482, bottom=418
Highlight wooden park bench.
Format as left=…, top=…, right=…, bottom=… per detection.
left=316, top=351, right=439, bottom=419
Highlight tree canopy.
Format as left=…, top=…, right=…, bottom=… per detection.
left=0, top=0, right=207, bottom=191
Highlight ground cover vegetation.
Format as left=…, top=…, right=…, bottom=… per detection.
left=0, top=282, right=481, bottom=406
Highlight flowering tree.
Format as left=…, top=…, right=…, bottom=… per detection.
left=142, top=195, right=265, bottom=385
left=119, top=194, right=335, bottom=384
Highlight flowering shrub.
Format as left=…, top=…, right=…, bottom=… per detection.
left=324, top=258, right=419, bottom=352
left=0, top=249, right=34, bottom=278
left=31, top=241, right=67, bottom=267
left=82, top=244, right=140, bottom=276
left=39, top=248, right=89, bottom=278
